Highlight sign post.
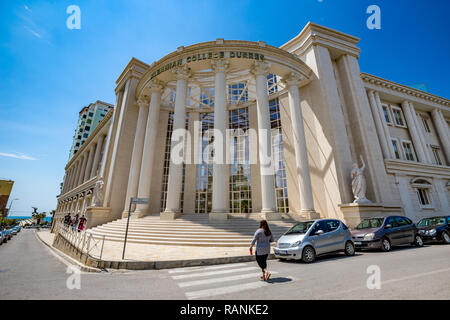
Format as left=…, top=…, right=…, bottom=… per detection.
left=122, top=197, right=148, bottom=260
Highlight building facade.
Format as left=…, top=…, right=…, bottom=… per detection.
left=68, top=100, right=113, bottom=160
left=54, top=22, right=450, bottom=231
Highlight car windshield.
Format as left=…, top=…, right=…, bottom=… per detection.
left=417, top=217, right=446, bottom=227
left=286, top=221, right=315, bottom=234
left=356, top=218, right=384, bottom=230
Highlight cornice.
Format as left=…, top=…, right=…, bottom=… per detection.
left=115, top=57, right=149, bottom=94
left=280, top=21, right=361, bottom=58
left=65, top=109, right=113, bottom=170
left=362, top=73, right=450, bottom=110
left=385, top=159, right=450, bottom=179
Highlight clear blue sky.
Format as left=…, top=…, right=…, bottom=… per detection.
left=0, top=0, right=449, bottom=216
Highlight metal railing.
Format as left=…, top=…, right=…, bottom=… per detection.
left=56, top=222, right=106, bottom=261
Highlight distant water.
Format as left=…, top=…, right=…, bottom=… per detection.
left=6, top=216, right=51, bottom=222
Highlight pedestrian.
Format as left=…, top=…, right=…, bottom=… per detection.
left=72, top=213, right=79, bottom=231
left=78, top=215, right=87, bottom=232
left=64, top=213, right=71, bottom=226
left=249, top=220, right=274, bottom=281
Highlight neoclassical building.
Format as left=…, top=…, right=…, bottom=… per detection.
left=54, top=22, right=450, bottom=230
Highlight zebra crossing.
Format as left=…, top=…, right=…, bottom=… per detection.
left=169, top=262, right=295, bottom=300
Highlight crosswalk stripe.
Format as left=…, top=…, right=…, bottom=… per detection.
left=171, top=266, right=259, bottom=280
left=178, top=271, right=279, bottom=288
left=185, top=277, right=295, bottom=300
left=168, top=263, right=248, bottom=274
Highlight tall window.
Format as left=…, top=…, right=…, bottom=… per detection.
left=382, top=105, right=392, bottom=124
left=200, top=88, right=215, bottom=108
left=431, top=146, right=443, bottom=165
left=392, top=139, right=401, bottom=159
left=267, top=73, right=278, bottom=95
left=391, top=107, right=406, bottom=127
left=417, top=188, right=431, bottom=207
left=402, top=141, right=416, bottom=161
left=270, top=98, right=289, bottom=213
left=195, top=113, right=214, bottom=214
left=229, top=107, right=252, bottom=213
left=160, top=112, right=188, bottom=212
left=228, top=82, right=248, bottom=105
left=420, top=114, right=431, bottom=133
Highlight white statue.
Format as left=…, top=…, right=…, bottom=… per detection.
left=91, top=179, right=104, bottom=207
left=351, top=155, right=371, bottom=204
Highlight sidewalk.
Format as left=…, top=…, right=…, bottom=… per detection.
left=36, top=230, right=271, bottom=270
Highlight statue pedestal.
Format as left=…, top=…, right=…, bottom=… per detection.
left=84, top=206, right=112, bottom=229
left=339, top=203, right=403, bottom=228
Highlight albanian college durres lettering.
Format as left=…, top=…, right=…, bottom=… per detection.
left=150, top=51, right=265, bottom=79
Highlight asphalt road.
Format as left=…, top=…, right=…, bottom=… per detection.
left=0, top=229, right=449, bottom=300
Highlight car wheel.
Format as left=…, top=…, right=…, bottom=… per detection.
left=302, top=246, right=316, bottom=263
left=442, top=231, right=450, bottom=244
left=344, top=241, right=355, bottom=256
left=414, top=235, right=424, bottom=247
left=381, top=238, right=391, bottom=252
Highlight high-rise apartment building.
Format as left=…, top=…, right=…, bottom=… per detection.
left=68, top=100, right=113, bottom=160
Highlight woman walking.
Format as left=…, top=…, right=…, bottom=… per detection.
left=250, top=220, right=274, bottom=281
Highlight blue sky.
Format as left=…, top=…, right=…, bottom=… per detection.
left=0, top=0, right=449, bottom=216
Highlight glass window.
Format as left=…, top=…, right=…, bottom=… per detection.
left=402, top=141, right=416, bottom=161
left=228, top=82, right=248, bottom=105
left=310, top=221, right=329, bottom=235
left=356, top=218, right=384, bottom=229
left=286, top=221, right=315, bottom=235
left=417, top=188, right=431, bottom=206
left=395, top=217, right=409, bottom=226
left=326, top=220, right=340, bottom=232
left=382, top=106, right=391, bottom=124
left=417, top=217, right=446, bottom=227
left=385, top=217, right=399, bottom=227
left=420, top=115, right=431, bottom=133
left=392, top=107, right=406, bottom=127
left=392, top=139, right=401, bottom=159
left=431, top=146, right=443, bottom=165
left=267, top=74, right=278, bottom=95
left=88, top=112, right=94, bottom=117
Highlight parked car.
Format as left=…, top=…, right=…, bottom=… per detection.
left=10, top=226, right=19, bottom=235
left=351, top=216, right=423, bottom=252
left=4, top=228, right=12, bottom=241
left=0, top=229, right=6, bottom=244
left=273, top=219, right=355, bottom=263
left=416, top=216, right=450, bottom=244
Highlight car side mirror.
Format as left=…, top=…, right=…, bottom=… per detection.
left=316, top=230, right=324, bottom=235
left=385, top=224, right=392, bottom=229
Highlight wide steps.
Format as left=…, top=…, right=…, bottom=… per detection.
left=88, top=215, right=295, bottom=247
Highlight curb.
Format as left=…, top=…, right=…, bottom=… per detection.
left=35, top=231, right=103, bottom=273
left=98, top=254, right=277, bottom=271
left=38, top=231, right=278, bottom=271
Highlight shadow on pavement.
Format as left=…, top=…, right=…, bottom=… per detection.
left=266, top=277, right=293, bottom=284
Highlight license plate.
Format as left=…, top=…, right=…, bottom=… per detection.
left=282, top=250, right=288, bottom=255
left=355, top=242, right=362, bottom=245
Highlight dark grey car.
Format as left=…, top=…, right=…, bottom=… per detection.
left=351, top=216, right=424, bottom=252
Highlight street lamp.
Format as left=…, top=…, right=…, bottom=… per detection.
left=7, top=198, right=19, bottom=217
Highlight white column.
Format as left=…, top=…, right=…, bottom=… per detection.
left=210, top=59, right=229, bottom=218
left=431, top=108, right=450, bottom=164
left=410, top=102, right=433, bottom=163
left=402, top=101, right=428, bottom=163
left=90, top=135, right=105, bottom=178
left=63, top=169, right=71, bottom=193
left=123, top=95, right=150, bottom=215
left=163, top=66, right=190, bottom=218
left=283, top=72, right=316, bottom=214
left=77, top=154, right=88, bottom=186
left=252, top=61, right=278, bottom=216
left=374, top=92, right=395, bottom=159
left=72, top=162, right=80, bottom=188
left=368, top=90, right=391, bottom=159
left=83, top=147, right=94, bottom=183
left=134, top=81, right=165, bottom=216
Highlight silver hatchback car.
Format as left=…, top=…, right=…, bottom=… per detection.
left=273, top=219, right=355, bottom=263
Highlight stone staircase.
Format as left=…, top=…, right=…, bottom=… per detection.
left=88, top=214, right=296, bottom=247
